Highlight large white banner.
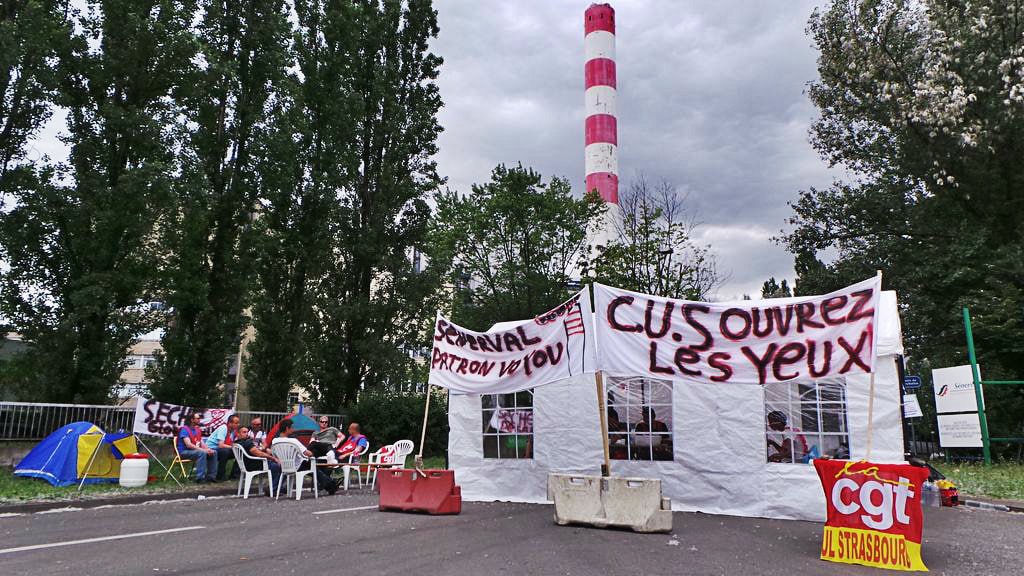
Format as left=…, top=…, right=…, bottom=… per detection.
left=593, top=276, right=882, bottom=385
left=428, top=289, right=594, bottom=394
left=133, top=399, right=234, bottom=438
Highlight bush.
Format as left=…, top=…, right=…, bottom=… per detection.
left=347, top=389, right=448, bottom=458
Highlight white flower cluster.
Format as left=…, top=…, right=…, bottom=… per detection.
left=820, top=1, right=1020, bottom=186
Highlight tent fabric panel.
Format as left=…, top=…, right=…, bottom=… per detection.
left=447, top=293, right=906, bottom=521
left=77, top=433, right=121, bottom=480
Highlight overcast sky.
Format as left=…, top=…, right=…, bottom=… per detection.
left=25, top=0, right=835, bottom=302
left=432, top=0, right=834, bottom=299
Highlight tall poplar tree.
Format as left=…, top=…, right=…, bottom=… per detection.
left=309, top=0, right=443, bottom=409
left=243, top=0, right=359, bottom=410
left=149, top=0, right=292, bottom=406
left=0, top=0, right=194, bottom=402
left=245, top=0, right=444, bottom=410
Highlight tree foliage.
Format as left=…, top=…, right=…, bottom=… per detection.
left=591, top=177, right=720, bottom=300
left=148, top=0, right=293, bottom=407
left=0, top=0, right=194, bottom=402
left=784, top=0, right=1024, bottom=449
left=245, top=0, right=443, bottom=411
left=761, top=277, right=793, bottom=299
left=427, top=164, right=605, bottom=331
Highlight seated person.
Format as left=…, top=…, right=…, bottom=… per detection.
left=272, top=419, right=338, bottom=495
left=249, top=417, right=267, bottom=449
left=335, top=422, right=369, bottom=462
left=607, top=407, right=628, bottom=460
left=206, top=414, right=240, bottom=481
left=235, top=425, right=282, bottom=493
left=310, top=416, right=345, bottom=462
left=766, top=410, right=808, bottom=463
left=633, top=407, right=672, bottom=460
left=177, top=412, right=217, bottom=483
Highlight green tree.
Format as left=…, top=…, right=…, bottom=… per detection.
left=761, top=277, right=792, bottom=299
left=148, top=0, right=292, bottom=407
left=0, top=0, right=195, bottom=402
left=592, top=176, right=720, bottom=300
left=1, top=0, right=66, bottom=183
left=246, top=0, right=443, bottom=411
left=303, top=0, right=444, bottom=410
left=428, top=164, right=605, bottom=331
left=783, top=0, right=1024, bottom=450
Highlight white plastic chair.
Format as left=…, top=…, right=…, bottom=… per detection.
left=341, top=443, right=371, bottom=490
left=369, top=439, right=414, bottom=489
left=233, top=444, right=273, bottom=499
left=366, top=444, right=395, bottom=490
left=271, top=442, right=318, bottom=500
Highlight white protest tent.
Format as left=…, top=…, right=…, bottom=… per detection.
left=446, top=285, right=905, bottom=521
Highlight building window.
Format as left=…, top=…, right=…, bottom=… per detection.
left=606, top=377, right=673, bottom=461
left=764, top=379, right=850, bottom=464
left=482, top=391, right=533, bottom=459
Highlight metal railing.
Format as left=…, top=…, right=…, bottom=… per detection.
left=0, top=401, right=344, bottom=442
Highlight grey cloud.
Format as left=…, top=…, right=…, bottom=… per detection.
left=433, top=0, right=835, bottom=299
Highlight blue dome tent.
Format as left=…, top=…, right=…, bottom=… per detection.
left=15, top=422, right=137, bottom=487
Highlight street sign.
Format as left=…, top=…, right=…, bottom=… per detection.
left=903, top=375, right=922, bottom=390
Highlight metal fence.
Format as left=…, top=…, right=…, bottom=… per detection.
left=0, top=401, right=344, bottom=442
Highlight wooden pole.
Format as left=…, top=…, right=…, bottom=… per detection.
left=415, top=384, right=433, bottom=468
left=865, top=370, right=877, bottom=460
left=595, top=371, right=611, bottom=476
left=865, top=270, right=882, bottom=460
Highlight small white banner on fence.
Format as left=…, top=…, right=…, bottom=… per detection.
left=428, top=289, right=594, bottom=394
left=133, top=399, right=234, bottom=438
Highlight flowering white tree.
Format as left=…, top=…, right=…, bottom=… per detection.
left=783, top=0, right=1024, bottom=445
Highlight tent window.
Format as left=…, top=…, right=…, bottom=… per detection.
left=764, top=379, right=849, bottom=464
left=482, top=390, right=533, bottom=459
left=606, top=377, right=673, bottom=461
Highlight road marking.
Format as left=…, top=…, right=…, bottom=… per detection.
left=0, top=526, right=206, bottom=555
left=312, top=505, right=378, bottom=515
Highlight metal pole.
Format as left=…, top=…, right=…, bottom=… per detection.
left=962, top=308, right=992, bottom=465
left=896, top=354, right=911, bottom=457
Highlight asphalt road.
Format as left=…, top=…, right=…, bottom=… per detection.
left=0, top=489, right=1019, bottom=576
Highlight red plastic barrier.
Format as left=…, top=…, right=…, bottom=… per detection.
left=378, top=469, right=461, bottom=515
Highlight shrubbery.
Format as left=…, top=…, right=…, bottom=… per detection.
left=347, top=389, right=449, bottom=458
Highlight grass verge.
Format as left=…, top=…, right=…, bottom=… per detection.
left=933, top=462, right=1024, bottom=501
left=0, top=466, right=208, bottom=504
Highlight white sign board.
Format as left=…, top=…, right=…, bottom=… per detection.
left=902, top=394, right=923, bottom=418
left=937, top=413, right=983, bottom=448
left=932, top=364, right=982, bottom=414
left=593, top=276, right=881, bottom=384
left=428, top=289, right=594, bottom=394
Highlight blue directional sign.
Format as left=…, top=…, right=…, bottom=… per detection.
left=903, top=375, right=922, bottom=390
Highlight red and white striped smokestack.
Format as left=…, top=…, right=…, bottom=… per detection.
left=584, top=3, right=618, bottom=205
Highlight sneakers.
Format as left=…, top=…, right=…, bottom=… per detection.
left=326, top=480, right=339, bottom=495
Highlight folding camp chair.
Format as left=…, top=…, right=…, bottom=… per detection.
left=164, top=438, right=194, bottom=482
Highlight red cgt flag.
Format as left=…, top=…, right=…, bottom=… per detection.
left=813, top=460, right=929, bottom=572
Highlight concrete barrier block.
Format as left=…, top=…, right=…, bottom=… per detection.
left=548, top=473, right=673, bottom=533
